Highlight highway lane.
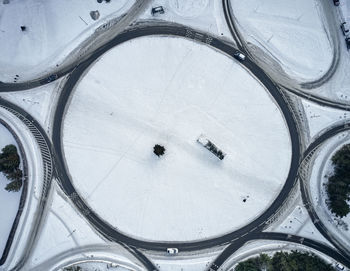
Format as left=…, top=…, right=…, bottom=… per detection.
left=52, top=23, right=301, bottom=252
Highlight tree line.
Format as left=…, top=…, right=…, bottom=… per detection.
left=235, top=251, right=335, bottom=271
left=326, top=143, right=350, bottom=218
left=0, top=144, right=23, bottom=192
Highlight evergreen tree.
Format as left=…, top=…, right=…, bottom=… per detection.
left=235, top=251, right=335, bottom=271
left=0, top=144, right=23, bottom=193
left=5, top=179, right=22, bottom=192
left=326, top=144, right=350, bottom=217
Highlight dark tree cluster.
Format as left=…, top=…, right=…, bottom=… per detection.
left=64, top=266, right=82, bottom=271
left=235, top=251, right=335, bottom=271
left=0, top=144, right=23, bottom=192
left=326, top=144, right=350, bottom=218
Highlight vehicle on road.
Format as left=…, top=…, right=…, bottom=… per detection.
left=151, top=6, right=164, bottom=16
left=233, top=51, right=246, bottom=61
left=341, top=22, right=349, bottom=36
left=47, top=74, right=58, bottom=83
left=166, top=248, right=179, bottom=254
left=335, top=263, right=345, bottom=270
left=333, top=0, right=340, bottom=6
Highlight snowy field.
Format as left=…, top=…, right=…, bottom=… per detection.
left=0, top=0, right=133, bottom=82
left=0, top=123, right=21, bottom=257
left=309, top=132, right=350, bottom=251
left=63, top=36, right=292, bottom=242
left=229, top=0, right=333, bottom=82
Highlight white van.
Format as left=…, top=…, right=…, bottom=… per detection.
left=166, top=248, right=179, bottom=254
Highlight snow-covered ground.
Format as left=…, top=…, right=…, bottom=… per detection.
left=63, top=36, right=292, bottom=242
left=309, top=132, right=350, bottom=251
left=150, top=251, right=220, bottom=271
left=27, top=183, right=144, bottom=271
left=229, top=0, right=333, bottom=83
left=0, top=0, right=134, bottom=82
left=266, top=200, right=333, bottom=247
left=139, top=0, right=233, bottom=42
left=60, top=262, right=133, bottom=271
left=0, top=77, right=64, bottom=133
left=0, top=123, right=22, bottom=258
left=302, top=99, right=350, bottom=140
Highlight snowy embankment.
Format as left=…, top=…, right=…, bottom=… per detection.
left=229, top=0, right=333, bottom=83
left=0, top=0, right=132, bottom=82
left=0, top=123, right=22, bottom=258
left=309, top=132, right=350, bottom=251
left=139, top=0, right=233, bottom=42
left=302, top=99, right=350, bottom=140
left=63, top=36, right=292, bottom=242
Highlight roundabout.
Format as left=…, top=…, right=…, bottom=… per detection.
left=0, top=1, right=349, bottom=268
left=53, top=25, right=301, bottom=250
left=61, top=36, right=292, bottom=242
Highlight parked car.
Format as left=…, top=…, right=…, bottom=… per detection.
left=333, top=0, right=340, bottom=6
left=233, top=51, right=246, bottom=61
left=341, top=22, right=349, bottom=36
left=151, top=6, right=164, bottom=15
left=346, top=37, right=350, bottom=50
left=335, top=263, right=345, bottom=271
left=47, top=74, right=58, bottom=83
left=166, top=248, right=178, bottom=255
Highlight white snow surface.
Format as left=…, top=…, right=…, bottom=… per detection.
left=63, top=36, right=292, bottom=242
left=302, top=99, right=350, bottom=139
left=0, top=78, right=63, bottom=133
left=152, top=252, right=218, bottom=271
left=28, top=183, right=106, bottom=268
left=140, top=0, right=233, bottom=41
left=0, top=123, right=21, bottom=257
left=0, top=0, right=132, bottom=82
left=62, top=262, right=132, bottom=271
left=268, top=203, right=332, bottom=247
left=230, top=0, right=333, bottom=82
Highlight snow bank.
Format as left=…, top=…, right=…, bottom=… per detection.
left=230, top=0, right=333, bottom=82
left=139, top=0, right=233, bottom=41
left=63, top=36, right=292, bottom=242
left=302, top=99, right=350, bottom=139
left=0, top=0, right=132, bottom=82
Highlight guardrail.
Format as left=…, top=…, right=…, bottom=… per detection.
left=0, top=105, right=53, bottom=199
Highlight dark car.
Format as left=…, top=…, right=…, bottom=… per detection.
left=47, top=74, right=58, bottom=83
left=151, top=6, right=164, bottom=15
left=341, top=22, right=349, bottom=36
left=346, top=37, right=350, bottom=50
left=333, top=0, right=340, bottom=6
